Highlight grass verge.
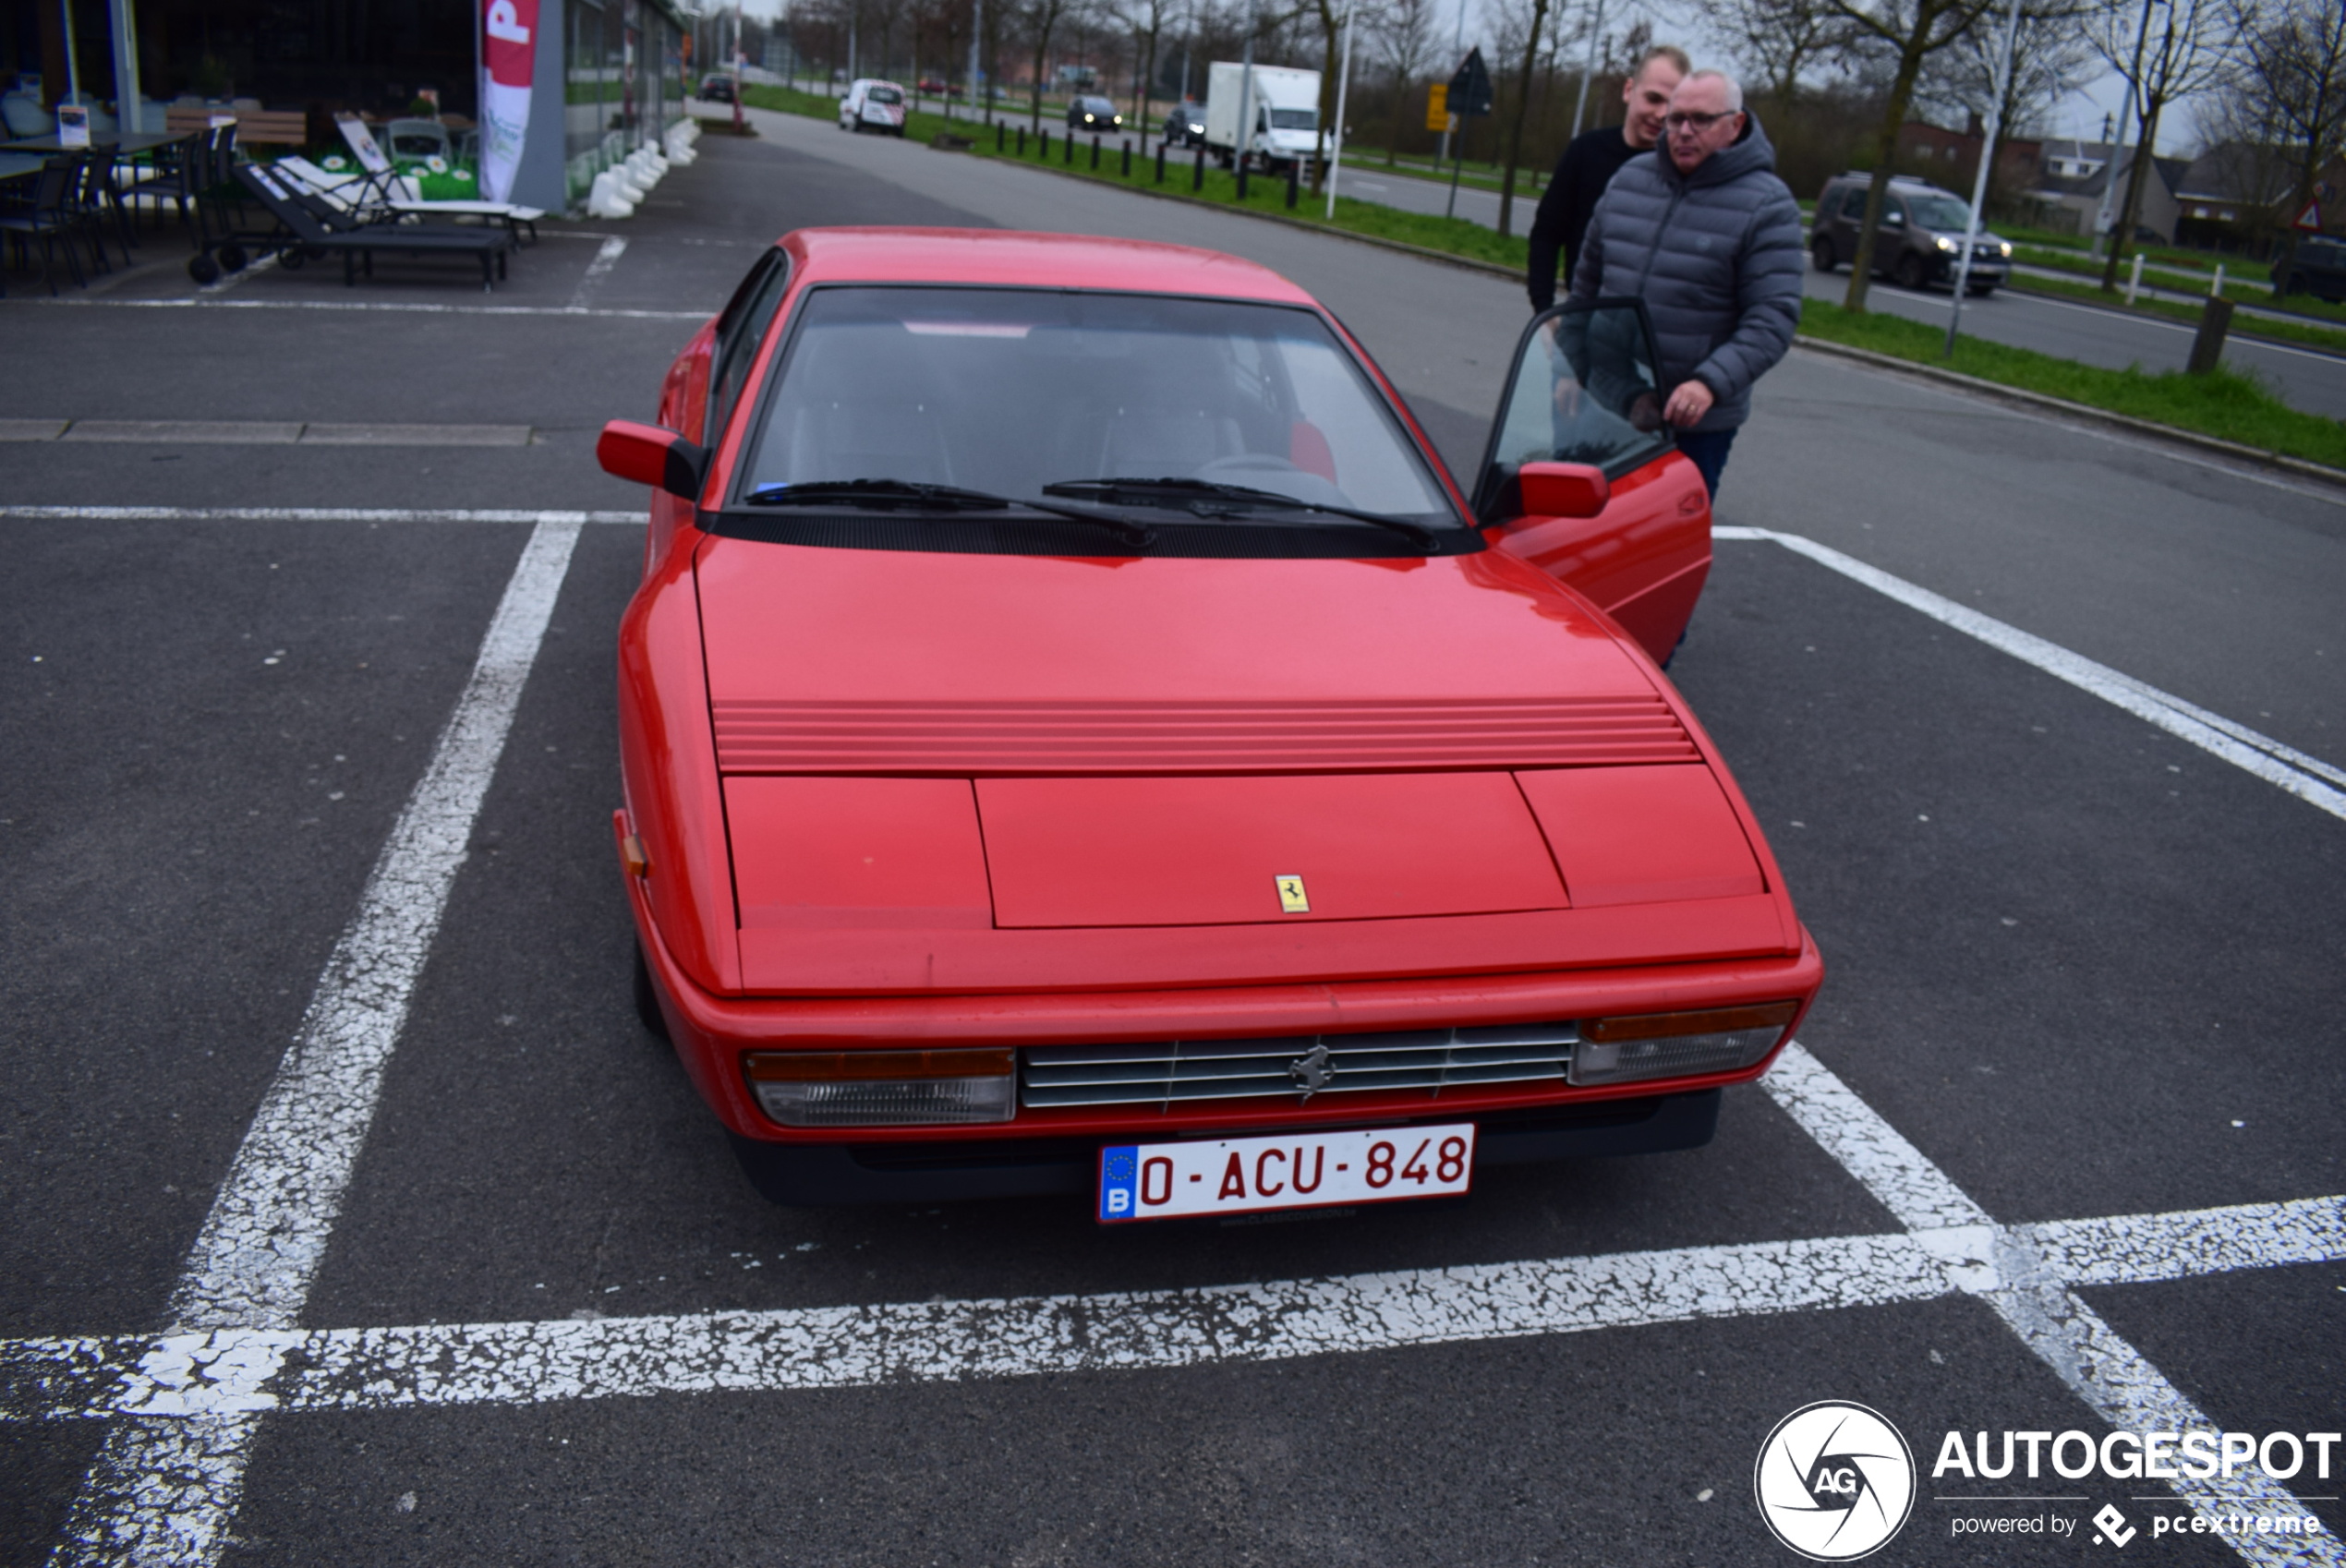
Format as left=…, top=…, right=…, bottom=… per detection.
left=1800, top=301, right=2346, bottom=467
left=741, top=84, right=2344, bottom=467
left=2009, top=271, right=2346, bottom=356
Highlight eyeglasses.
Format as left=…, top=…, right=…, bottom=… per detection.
left=1664, top=110, right=1735, bottom=132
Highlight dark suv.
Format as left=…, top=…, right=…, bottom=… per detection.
left=1811, top=175, right=2011, bottom=295
left=2274, top=235, right=2346, bottom=303
left=1066, top=95, right=1123, bottom=131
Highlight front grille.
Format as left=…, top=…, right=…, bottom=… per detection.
left=1021, top=1022, right=1578, bottom=1110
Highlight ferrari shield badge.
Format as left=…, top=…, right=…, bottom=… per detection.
left=1276, top=874, right=1311, bottom=913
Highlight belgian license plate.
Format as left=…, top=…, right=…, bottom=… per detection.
left=1096, top=1123, right=1476, bottom=1223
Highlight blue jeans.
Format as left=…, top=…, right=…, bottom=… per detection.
left=1675, top=428, right=1738, bottom=501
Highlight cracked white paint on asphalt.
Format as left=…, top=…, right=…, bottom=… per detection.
left=43, top=515, right=583, bottom=1568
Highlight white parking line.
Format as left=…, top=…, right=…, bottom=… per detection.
left=3, top=1191, right=2336, bottom=1424
left=1715, top=526, right=2346, bottom=819
left=567, top=235, right=629, bottom=312
left=1763, top=1046, right=2344, bottom=1568
left=45, top=516, right=583, bottom=1568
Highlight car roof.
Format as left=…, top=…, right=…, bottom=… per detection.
left=780, top=228, right=1318, bottom=305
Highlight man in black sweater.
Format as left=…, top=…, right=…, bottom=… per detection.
left=1526, top=44, right=1689, bottom=311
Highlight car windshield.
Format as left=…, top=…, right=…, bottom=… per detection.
left=1081, top=98, right=1115, bottom=113
left=1905, top=193, right=1973, bottom=231
left=739, top=287, right=1457, bottom=538
left=868, top=86, right=902, bottom=103
left=1267, top=107, right=1318, bottom=131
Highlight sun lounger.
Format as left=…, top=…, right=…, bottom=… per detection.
left=233, top=163, right=511, bottom=290
left=276, top=153, right=540, bottom=244
left=331, top=115, right=541, bottom=242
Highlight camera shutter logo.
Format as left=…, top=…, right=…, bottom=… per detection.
left=1753, top=1401, right=1917, bottom=1561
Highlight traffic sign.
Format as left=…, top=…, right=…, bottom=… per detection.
left=1425, top=83, right=1448, bottom=131
left=1448, top=48, right=1493, bottom=118
left=2293, top=199, right=2322, bottom=232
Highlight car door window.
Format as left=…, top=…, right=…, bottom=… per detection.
left=708, top=251, right=792, bottom=439
left=1882, top=199, right=1906, bottom=228
left=1473, top=298, right=1672, bottom=520
left=1839, top=187, right=1868, bottom=223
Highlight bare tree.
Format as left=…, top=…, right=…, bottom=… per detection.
left=2091, top=0, right=2225, bottom=286
left=1375, top=0, right=1436, bottom=163
left=1822, top=0, right=2004, bottom=308
left=1115, top=0, right=1178, bottom=138
left=1024, top=0, right=1078, bottom=127
left=1490, top=0, right=1557, bottom=233
left=2223, top=0, right=2346, bottom=292
left=1717, top=0, right=1852, bottom=102
left=1917, top=0, right=2102, bottom=142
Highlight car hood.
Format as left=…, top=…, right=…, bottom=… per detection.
left=695, top=536, right=1673, bottom=766
left=692, top=538, right=1772, bottom=976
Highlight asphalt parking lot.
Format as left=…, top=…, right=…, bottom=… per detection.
left=3, top=122, right=2342, bottom=1567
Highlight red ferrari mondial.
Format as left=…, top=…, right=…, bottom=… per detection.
left=598, top=228, right=1822, bottom=1217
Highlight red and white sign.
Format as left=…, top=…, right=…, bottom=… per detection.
left=480, top=0, right=538, bottom=203
left=2294, top=200, right=2323, bottom=233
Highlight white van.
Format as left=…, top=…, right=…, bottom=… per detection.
left=1202, top=62, right=1324, bottom=172
left=839, top=79, right=907, bottom=137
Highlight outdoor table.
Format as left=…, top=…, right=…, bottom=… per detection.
left=0, top=151, right=47, bottom=180
left=2, top=131, right=178, bottom=154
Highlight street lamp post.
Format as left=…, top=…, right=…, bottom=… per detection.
left=1944, top=0, right=2022, bottom=356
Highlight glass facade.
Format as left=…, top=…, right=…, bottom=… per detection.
left=564, top=0, right=685, bottom=206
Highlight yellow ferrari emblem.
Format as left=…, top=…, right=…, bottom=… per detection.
left=1276, top=874, right=1311, bottom=913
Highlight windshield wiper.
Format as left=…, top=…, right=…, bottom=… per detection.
left=744, top=479, right=1156, bottom=549
left=1041, top=476, right=1444, bottom=552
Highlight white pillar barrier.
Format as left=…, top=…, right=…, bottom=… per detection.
left=586, top=169, right=637, bottom=218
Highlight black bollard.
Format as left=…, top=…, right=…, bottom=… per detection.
left=1090, top=134, right=1100, bottom=168
left=1121, top=139, right=1131, bottom=176
left=1192, top=143, right=1204, bottom=191
left=997, top=122, right=1005, bottom=151
left=1237, top=155, right=1249, bottom=201
left=1285, top=159, right=1299, bottom=209
left=1064, top=128, right=1074, bottom=163
left=1155, top=142, right=1167, bottom=183
left=2187, top=296, right=2235, bottom=375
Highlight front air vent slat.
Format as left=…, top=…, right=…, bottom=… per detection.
left=1019, top=1024, right=1579, bottom=1109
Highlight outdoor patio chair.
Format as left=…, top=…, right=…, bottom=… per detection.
left=232, top=163, right=511, bottom=290
left=1, top=92, right=50, bottom=138
left=328, top=119, right=544, bottom=242
left=0, top=155, right=89, bottom=296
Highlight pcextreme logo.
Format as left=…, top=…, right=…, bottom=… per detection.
left=1755, top=1401, right=1918, bottom=1562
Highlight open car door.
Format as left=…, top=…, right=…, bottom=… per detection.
left=1471, top=298, right=1712, bottom=665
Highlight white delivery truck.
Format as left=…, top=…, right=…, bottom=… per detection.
left=1202, top=61, right=1325, bottom=173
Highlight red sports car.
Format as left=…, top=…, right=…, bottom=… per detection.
left=598, top=228, right=1822, bottom=1215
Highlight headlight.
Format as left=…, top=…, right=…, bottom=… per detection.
left=1569, top=1002, right=1799, bottom=1086
left=1935, top=235, right=1958, bottom=252
left=1999, top=241, right=2013, bottom=258
left=745, top=1047, right=1016, bottom=1127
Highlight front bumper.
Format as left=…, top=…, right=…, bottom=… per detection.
left=629, top=869, right=1823, bottom=1204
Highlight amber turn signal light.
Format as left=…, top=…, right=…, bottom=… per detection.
left=621, top=834, right=651, bottom=877
left=1571, top=1001, right=1800, bottom=1087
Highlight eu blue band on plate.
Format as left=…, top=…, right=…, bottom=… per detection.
left=1099, top=1145, right=1139, bottom=1220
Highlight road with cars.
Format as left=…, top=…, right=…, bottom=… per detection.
left=2, top=106, right=2342, bottom=1567
left=1334, top=155, right=2346, bottom=422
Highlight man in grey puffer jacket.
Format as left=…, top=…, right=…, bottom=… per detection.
left=1566, top=68, right=1803, bottom=500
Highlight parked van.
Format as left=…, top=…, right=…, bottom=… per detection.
left=1811, top=174, right=2011, bottom=294
left=839, top=78, right=907, bottom=136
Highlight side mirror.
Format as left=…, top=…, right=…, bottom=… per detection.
left=1517, top=461, right=1611, bottom=520
left=598, top=420, right=710, bottom=502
